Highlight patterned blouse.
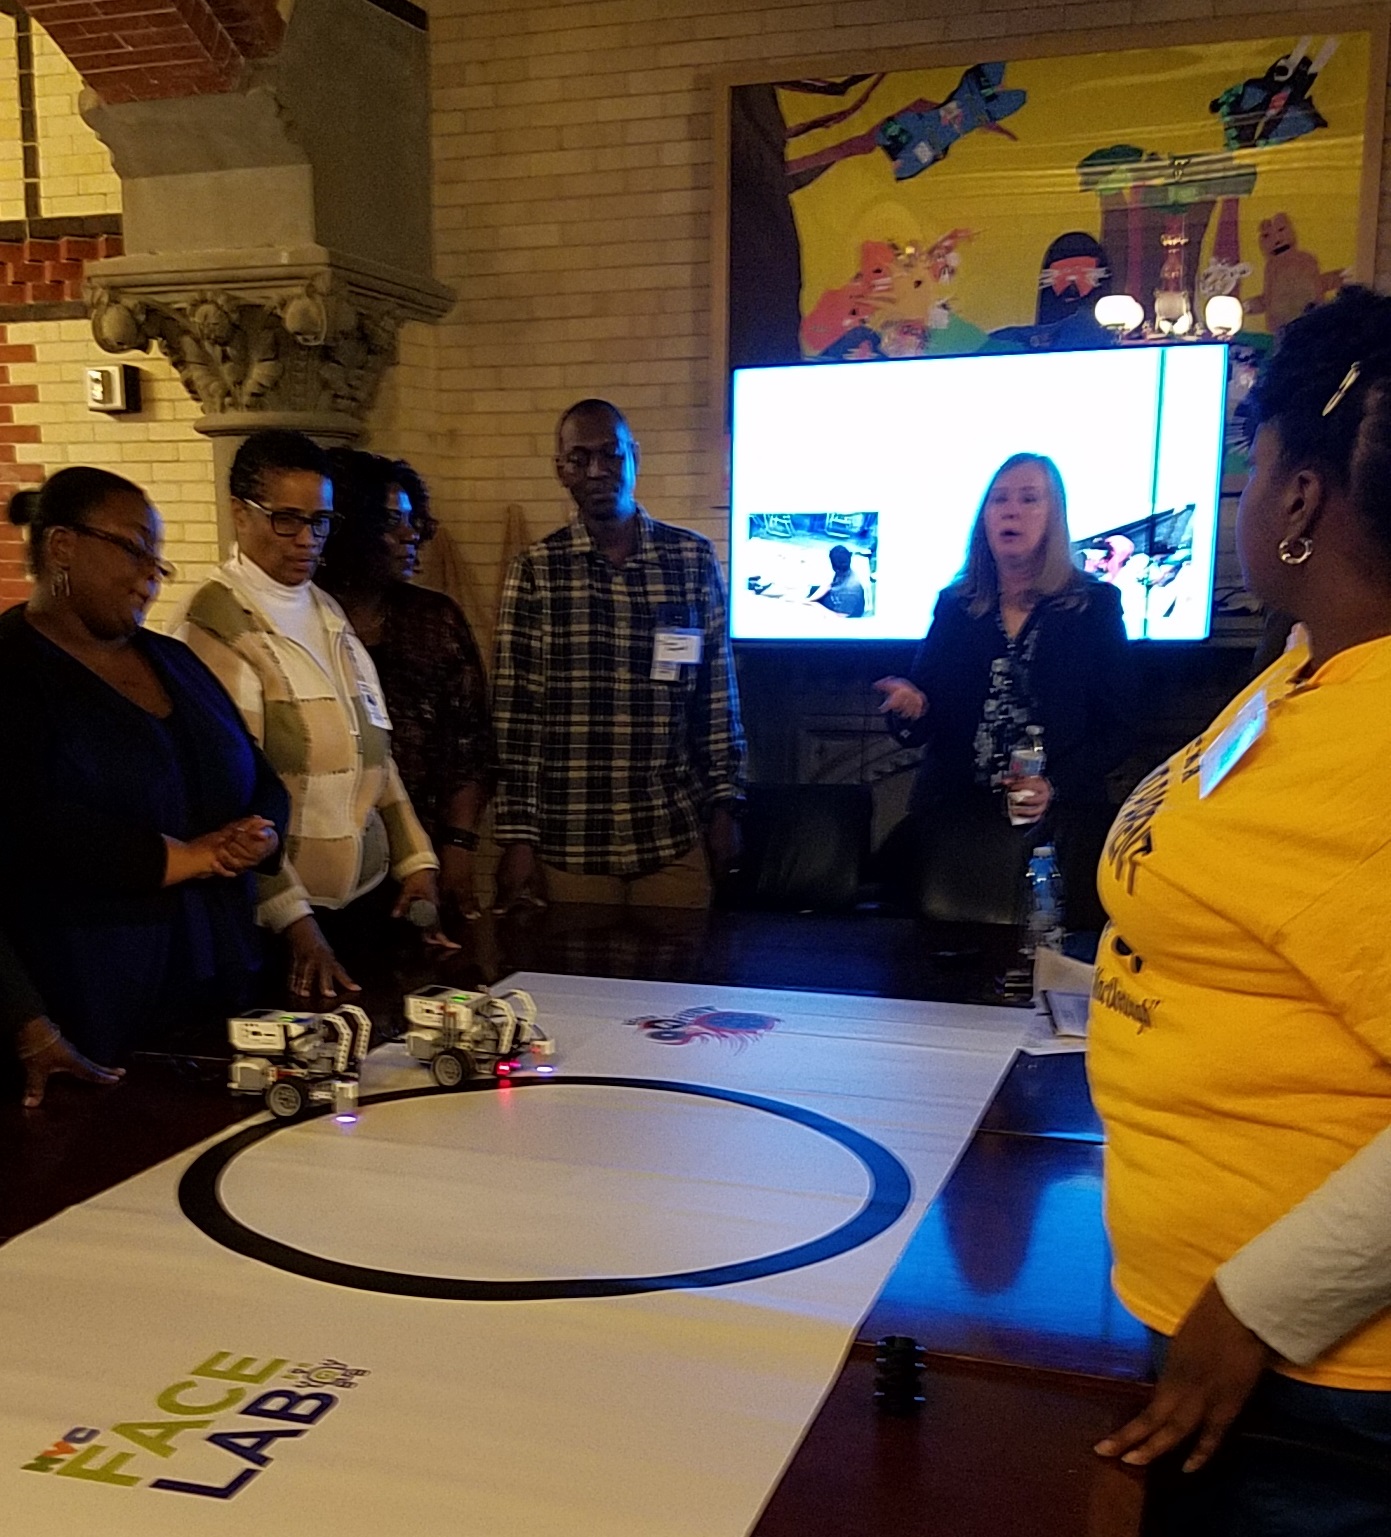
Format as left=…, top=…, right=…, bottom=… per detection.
left=366, top=583, right=496, bottom=835
left=971, top=611, right=1040, bottom=788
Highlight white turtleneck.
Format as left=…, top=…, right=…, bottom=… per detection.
left=231, top=548, right=333, bottom=676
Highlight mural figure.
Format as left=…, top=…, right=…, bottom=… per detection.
left=1247, top=213, right=1344, bottom=332
left=1210, top=37, right=1339, bottom=149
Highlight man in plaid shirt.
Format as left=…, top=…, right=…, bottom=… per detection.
left=492, top=399, right=746, bottom=909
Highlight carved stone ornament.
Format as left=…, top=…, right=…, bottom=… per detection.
left=87, top=270, right=405, bottom=423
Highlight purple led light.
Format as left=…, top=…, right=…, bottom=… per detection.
left=334, top=1114, right=358, bottom=1125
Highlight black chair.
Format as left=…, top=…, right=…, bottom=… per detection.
left=896, top=797, right=1032, bottom=925
left=732, top=784, right=872, bottom=912
left=879, top=794, right=1116, bottom=929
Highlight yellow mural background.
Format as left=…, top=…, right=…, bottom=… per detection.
left=779, top=31, right=1371, bottom=343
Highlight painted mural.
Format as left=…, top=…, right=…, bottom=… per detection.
left=727, top=32, right=1375, bottom=370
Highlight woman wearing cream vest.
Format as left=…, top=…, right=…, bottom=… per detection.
left=180, top=429, right=447, bottom=998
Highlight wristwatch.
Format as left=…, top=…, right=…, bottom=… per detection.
left=438, top=826, right=481, bottom=851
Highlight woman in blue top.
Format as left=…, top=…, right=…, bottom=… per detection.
left=1, top=468, right=288, bottom=1101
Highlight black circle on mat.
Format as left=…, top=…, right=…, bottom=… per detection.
left=178, top=1076, right=914, bottom=1301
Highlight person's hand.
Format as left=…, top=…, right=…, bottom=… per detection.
left=285, top=915, right=360, bottom=999
left=493, top=843, right=546, bottom=915
left=873, top=676, right=927, bottom=719
left=1095, top=1281, right=1275, bottom=1474
left=16, top=1015, right=123, bottom=1109
left=215, top=816, right=279, bottom=874
left=164, top=817, right=278, bottom=884
left=393, top=870, right=460, bottom=950
left=439, top=845, right=482, bottom=921
left=706, top=805, right=742, bottom=880
left=1002, top=775, right=1052, bottom=823
left=164, top=830, right=237, bottom=883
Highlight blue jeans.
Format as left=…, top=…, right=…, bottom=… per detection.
left=1143, top=1331, right=1391, bottom=1537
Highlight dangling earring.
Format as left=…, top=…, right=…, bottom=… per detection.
left=50, top=566, right=71, bottom=598
left=1278, top=536, right=1313, bottom=566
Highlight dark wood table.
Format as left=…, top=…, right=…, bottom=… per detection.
left=0, top=907, right=1151, bottom=1535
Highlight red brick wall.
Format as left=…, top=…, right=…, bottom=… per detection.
left=25, top=0, right=284, bottom=104
left=0, top=328, right=42, bottom=608
left=0, top=233, right=123, bottom=307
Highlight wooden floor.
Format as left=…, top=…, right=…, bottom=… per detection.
left=0, top=906, right=1153, bottom=1535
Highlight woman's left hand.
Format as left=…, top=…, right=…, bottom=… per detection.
left=393, top=869, right=460, bottom=950
left=1095, top=1281, right=1275, bottom=1473
left=1003, top=774, right=1052, bottom=823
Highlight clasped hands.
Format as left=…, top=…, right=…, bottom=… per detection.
left=166, top=815, right=279, bottom=882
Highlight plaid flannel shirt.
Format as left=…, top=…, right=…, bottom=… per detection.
left=493, top=511, right=746, bottom=876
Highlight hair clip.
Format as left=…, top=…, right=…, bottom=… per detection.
left=1322, top=361, right=1361, bottom=416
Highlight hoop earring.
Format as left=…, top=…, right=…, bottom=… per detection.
left=1278, top=536, right=1313, bottom=566
left=50, top=566, right=71, bottom=598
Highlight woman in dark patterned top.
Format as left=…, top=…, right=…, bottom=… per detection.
left=320, top=451, right=495, bottom=919
left=873, top=453, right=1135, bottom=925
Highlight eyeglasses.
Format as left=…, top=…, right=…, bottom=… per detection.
left=559, top=444, right=629, bottom=476
left=242, top=498, right=338, bottom=540
left=71, top=525, right=176, bottom=581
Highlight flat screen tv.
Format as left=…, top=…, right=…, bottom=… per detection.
left=728, top=344, right=1229, bottom=643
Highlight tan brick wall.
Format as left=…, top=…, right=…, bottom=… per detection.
left=4, top=319, right=219, bottom=629
left=0, top=21, right=212, bottom=629
left=0, top=16, right=23, bottom=223
left=32, top=23, right=122, bottom=218
left=367, top=0, right=1391, bottom=641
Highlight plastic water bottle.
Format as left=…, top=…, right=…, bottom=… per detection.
left=1024, top=844, right=1065, bottom=956
left=1006, top=726, right=1046, bottom=825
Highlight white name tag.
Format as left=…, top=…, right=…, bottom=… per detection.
left=655, top=628, right=703, bottom=664
left=651, top=627, right=702, bottom=681
left=1198, top=689, right=1266, bottom=798
left=347, top=645, right=393, bottom=731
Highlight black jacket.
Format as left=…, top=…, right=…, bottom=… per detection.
left=0, top=605, right=288, bottom=1062
left=892, top=579, right=1135, bottom=810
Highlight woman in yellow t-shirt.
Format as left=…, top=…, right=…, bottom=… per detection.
left=1089, top=288, right=1391, bottom=1533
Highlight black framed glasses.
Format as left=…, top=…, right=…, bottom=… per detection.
left=71, top=525, right=176, bottom=581
left=242, top=498, right=338, bottom=540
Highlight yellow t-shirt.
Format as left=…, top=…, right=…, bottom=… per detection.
left=1088, top=633, right=1391, bottom=1388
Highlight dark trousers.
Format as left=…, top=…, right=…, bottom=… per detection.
left=1143, top=1333, right=1391, bottom=1537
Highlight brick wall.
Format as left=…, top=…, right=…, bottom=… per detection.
left=369, top=0, right=1391, bottom=635
left=0, top=326, right=43, bottom=607
left=24, top=0, right=284, bottom=104
left=0, top=16, right=22, bottom=222
left=0, top=231, right=122, bottom=307
left=32, top=22, right=123, bottom=217
left=0, top=17, right=215, bottom=627
left=3, top=319, right=220, bottom=627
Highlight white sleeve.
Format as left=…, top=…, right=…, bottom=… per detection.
left=1215, top=1121, right=1391, bottom=1365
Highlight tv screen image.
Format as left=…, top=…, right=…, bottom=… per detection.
left=729, top=344, right=1228, bottom=643
left=745, top=511, right=878, bottom=619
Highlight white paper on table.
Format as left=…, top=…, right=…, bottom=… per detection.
left=0, top=973, right=1025, bottom=1537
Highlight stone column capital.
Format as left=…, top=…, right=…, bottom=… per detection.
left=85, top=246, right=453, bottom=439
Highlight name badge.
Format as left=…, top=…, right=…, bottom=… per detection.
left=651, top=627, right=702, bottom=682
left=347, top=645, right=393, bottom=731
left=1198, top=689, right=1266, bottom=798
